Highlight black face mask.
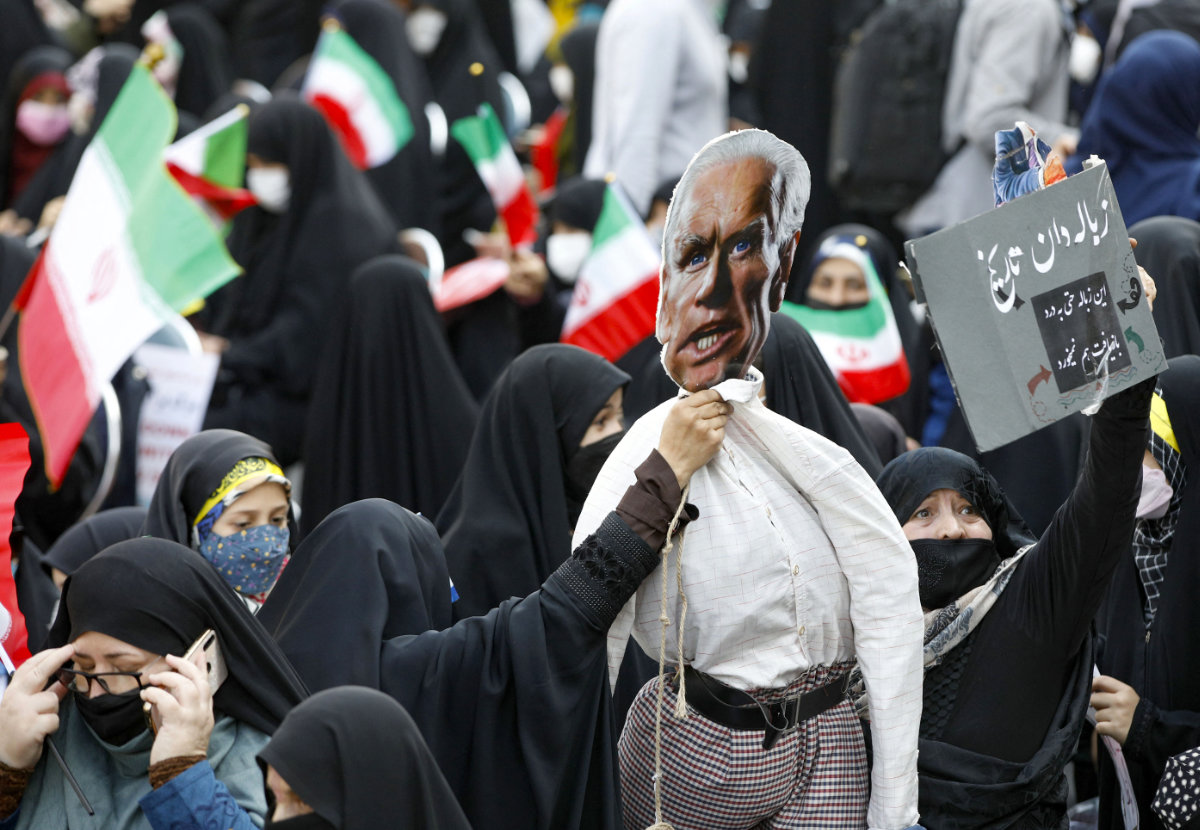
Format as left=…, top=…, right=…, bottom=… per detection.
left=803, top=297, right=870, bottom=312
left=910, top=537, right=1001, bottom=610
left=564, top=430, right=625, bottom=527
left=267, top=813, right=337, bottom=830
left=73, top=688, right=148, bottom=747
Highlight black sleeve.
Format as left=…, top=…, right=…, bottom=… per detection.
left=1007, top=378, right=1154, bottom=654
left=1124, top=697, right=1200, bottom=771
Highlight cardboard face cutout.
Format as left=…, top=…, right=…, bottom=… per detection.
left=657, top=130, right=808, bottom=392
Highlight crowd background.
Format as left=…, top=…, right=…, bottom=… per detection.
left=1, top=0, right=1200, bottom=828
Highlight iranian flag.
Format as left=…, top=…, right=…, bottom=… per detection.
left=779, top=240, right=910, bottom=404
left=450, top=103, right=538, bottom=247
left=164, top=104, right=256, bottom=225
left=0, top=423, right=31, bottom=667
left=561, top=183, right=660, bottom=361
left=303, top=21, right=414, bottom=170
left=16, top=64, right=241, bottom=487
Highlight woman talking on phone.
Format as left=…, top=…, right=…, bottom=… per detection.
left=0, top=538, right=307, bottom=830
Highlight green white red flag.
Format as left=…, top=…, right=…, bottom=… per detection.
left=779, top=239, right=910, bottom=404
left=164, top=104, right=256, bottom=224
left=560, top=183, right=660, bottom=361
left=16, top=64, right=241, bottom=487
left=450, top=102, right=538, bottom=247
left=303, top=22, right=414, bottom=170
left=0, top=423, right=31, bottom=666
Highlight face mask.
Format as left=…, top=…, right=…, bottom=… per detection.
left=549, top=65, right=574, bottom=104
left=199, top=524, right=290, bottom=596
left=267, top=814, right=337, bottom=830
left=1137, top=465, right=1174, bottom=520
left=546, top=231, right=591, bottom=283
left=565, top=430, right=625, bottom=525
left=910, top=537, right=1000, bottom=610
left=74, top=688, right=148, bottom=746
left=247, top=167, right=291, bottom=214
left=728, top=51, right=750, bottom=85
left=406, top=7, right=448, bottom=57
left=15, top=100, right=71, bottom=146
left=1069, top=33, right=1102, bottom=85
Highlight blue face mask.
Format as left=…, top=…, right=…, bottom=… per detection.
left=198, top=524, right=290, bottom=596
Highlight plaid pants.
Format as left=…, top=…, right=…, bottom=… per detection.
left=619, top=662, right=868, bottom=830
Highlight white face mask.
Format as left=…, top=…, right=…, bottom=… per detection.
left=546, top=231, right=591, bottom=283
left=407, top=7, right=448, bottom=57
left=728, top=50, right=750, bottom=85
left=549, top=65, right=574, bottom=104
left=247, top=167, right=291, bottom=214
left=1069, top=33, right=1102, bottom=85
left=1137, top=464, right=1174, bottom=520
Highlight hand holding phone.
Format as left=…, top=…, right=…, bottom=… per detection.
left=140, top=631, right=222, bottom=765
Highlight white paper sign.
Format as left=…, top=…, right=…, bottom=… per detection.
left=133, top=343, right=219, bottom=506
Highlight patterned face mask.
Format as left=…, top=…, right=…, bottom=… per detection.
left=198, top=524, right=290, bottom=597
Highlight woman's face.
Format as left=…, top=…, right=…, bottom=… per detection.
left=69, top=630, right=164, bottom=698
left=579, top=388, right=624, bottom=448
left=901, top=488, right=994, bottom=542
left=211, top=481, right=289, bottom=537
left=806, top=256, right=870, bottom=309
left=266, top=766, right=314, bottom=822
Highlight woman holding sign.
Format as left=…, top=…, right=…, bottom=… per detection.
left=874, top=273, right=1157, bottom=828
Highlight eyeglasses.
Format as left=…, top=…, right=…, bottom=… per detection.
left=55, top=667, right=150, bottom=696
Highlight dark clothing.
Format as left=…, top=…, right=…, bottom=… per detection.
left=1097, top=356, right=1200, bottom=830
left=229, top=0, right=323, bottom=87
left=206, top=96, right=396, bottom=463
left=437, top=344, right=629, bottom=619
left=0, top=0, right=52, bottom=111
left=299, top=256, right=478, bottom=533
left=49, top=538, right=308, bottom=735
left=259, top=687, right=472, bottom=830
left=1130, top=216, right=1200, bottom=360
left=266, top=450, right=690, bottom=830
left=1071, top=31, right=1200, bottom=227
left=558, top=22, right=599, bottom=179
left=0, top=47, right=73, bottom=209
left=260, top=499, right=456, bottom=691
left=332, top=0, right=438, bottom=232
left=167, top=4, right=237, bottom=121
left=41, top=506, right=147, bottom=578
left=879, top=379, right=1154, bottom=827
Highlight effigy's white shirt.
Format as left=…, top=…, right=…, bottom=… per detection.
left=573, top=369, right=924, bottom=830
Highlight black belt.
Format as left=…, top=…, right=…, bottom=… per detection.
left=680, top=666, right=849, bottom=750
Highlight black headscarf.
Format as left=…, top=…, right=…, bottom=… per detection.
left=558, top=22, right=599, bottom=177
left=260, top=499, right=454, bottom=692
left=230, top=0, right=324, bottom=88
left=331, top=0, right=438, bottom=232
left=166, top=4, right=236, bottom=120
left=141, top=429, right=294, bottom=548
left=548, top=176, right=606, bottom=231
left=1131, top=215, right=1200, bottom=359
left=259, top=686, right=471, bottom=830
left=8, top=46, right=139, bottom=225
left=47, top=537, right=308, bottom=735
left=300, top=256, right=478, bottom=533
left=851, top=402, right=909, bottom=467
left=617, top=312, right=883, bottom=476
left=213, top=95, right=396, bottom=404
left=0, top=0, right=52, bottom=103
left=418, top=0, right=507, bottom=267
left=876, top=446, right=1037, bottom=561
left=41, top=506, right=148, bottom=579
left=437, top=344, right=628, bottom=618
left=0, top=46, right=73, bottom=209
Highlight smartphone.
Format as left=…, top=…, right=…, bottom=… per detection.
left=144, top=629, right=228, bottom=734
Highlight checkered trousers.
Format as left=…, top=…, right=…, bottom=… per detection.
left=619, top=662, right=868, bottom=830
